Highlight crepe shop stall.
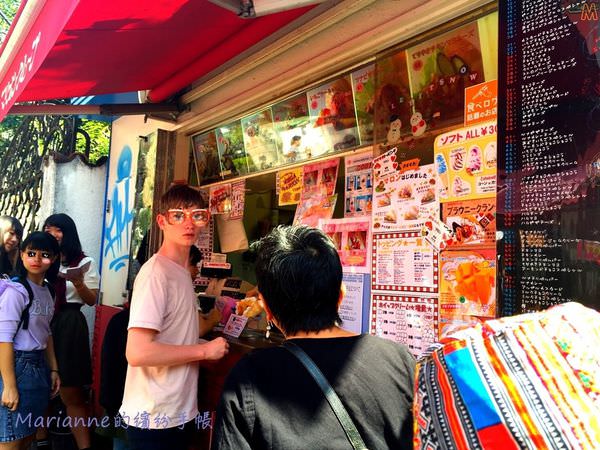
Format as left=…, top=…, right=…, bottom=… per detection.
left=183, top=8, right=499, bottom=357
left=170, top=0, right=598, bottom=445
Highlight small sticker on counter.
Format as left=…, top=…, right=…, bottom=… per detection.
left=223, top=314, right=248, bottom=338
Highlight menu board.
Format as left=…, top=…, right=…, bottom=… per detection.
left=370, top=294, right=438, bottom=357
left=498, top=0, right=600, bottom=315
left=371, top=232, right=438, bottom=294
left=433, top=121, right=498, bottom=203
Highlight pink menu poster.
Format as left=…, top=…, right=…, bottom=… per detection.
left=320, top=217, right=371, bottom=274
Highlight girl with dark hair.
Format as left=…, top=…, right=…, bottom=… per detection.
left=43, top=214, right=99, bottom=450
left=0, top=232, right=61, bottom=449
left=0, top=216, right=24, bottom=277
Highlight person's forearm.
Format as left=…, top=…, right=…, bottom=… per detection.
left=44, top=337, right=59, bottom=371
left=126, top=339, right=206, bottom=367
left=0, top=343, right=16, bottom=387
left=73, top=282, right=97, bottom=306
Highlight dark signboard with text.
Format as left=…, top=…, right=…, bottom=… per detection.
left=497, top=0, right=600, bottom=315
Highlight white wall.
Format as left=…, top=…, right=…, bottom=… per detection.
left=39, top=155, right=108, bottom=344
left=39, top=156, right=107, bottom=262
left=100, top=115, right=175, bottom=306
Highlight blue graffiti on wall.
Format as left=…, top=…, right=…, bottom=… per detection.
left=104, top=145, right=134, bottom=272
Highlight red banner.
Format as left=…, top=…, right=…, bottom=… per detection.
left=0, top=0, right=79, bottom=122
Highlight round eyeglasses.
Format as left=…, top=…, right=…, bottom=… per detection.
left=166, top=209, right=210, bottom=226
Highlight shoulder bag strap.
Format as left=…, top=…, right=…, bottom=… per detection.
left=11, top=277, right=34, bottom=339
left=284, top=341, right=368, bottom=450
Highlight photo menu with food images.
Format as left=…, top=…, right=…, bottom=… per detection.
left=497, top=0, right=600, bottom=315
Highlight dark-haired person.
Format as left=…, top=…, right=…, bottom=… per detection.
left=188, top=245, right=202, bottom=282
left=212, top=225, right=416, bottom=450
left=0, top=217, right=24, bottom=277
left=43, top=214, right=99, bottom=450
left=0, top=232, right=61, bottom=449
left=189, top=245, right=221, bottom=337
left=121, top=184, right=228, bottom=450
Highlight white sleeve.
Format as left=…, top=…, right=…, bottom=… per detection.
left=82, top=257, right=100, bottom=290
left=128, top=263, right=168, bottom=332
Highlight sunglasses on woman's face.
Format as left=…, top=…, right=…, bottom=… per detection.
left=24, top=250, right=53, bottom=262
left=165, top=209, right=210, bottom=226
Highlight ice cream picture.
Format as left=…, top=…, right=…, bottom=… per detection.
left=466, top=145, right=482, bottom=175
left=450, top=148, right=465, bottom=171
left=453, top=176, right=471, bottom=196
left=435, top=153, right=449, bottom=198
left=484, top=141, right=497, bottom=169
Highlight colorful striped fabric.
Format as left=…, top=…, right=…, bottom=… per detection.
left=414, top=302, right=600, bottom=449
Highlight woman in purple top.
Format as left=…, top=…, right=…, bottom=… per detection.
left=0, top=232, right=61, bottom=448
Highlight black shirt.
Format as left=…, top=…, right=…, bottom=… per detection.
left=213, top=334, right=415, bottom=450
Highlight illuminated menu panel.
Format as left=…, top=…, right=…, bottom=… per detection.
left=497, top=0, right=600, bottom=315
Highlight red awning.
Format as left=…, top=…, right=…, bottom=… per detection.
left=0, top=0, right=314, bottom=122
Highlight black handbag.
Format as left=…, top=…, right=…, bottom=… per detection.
left=284, top=341, right=368, bottom=450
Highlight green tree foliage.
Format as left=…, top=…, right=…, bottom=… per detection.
left=0, top=115, right=23, bottom=154
left=77, top=119, right=110, bottom=163
left=0, top=0, right=21, bottom=43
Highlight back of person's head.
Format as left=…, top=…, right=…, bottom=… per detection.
left=159, top=184, right=205, bottom=213
left=0, top=215, right=24, bottom=244
left=15, top=231, right=60, bottom=280
left=254, top=225, right=342, bottom=335
left=42, top=213, right=83, bottom=264
left=189, top=245, right=202, bottom=266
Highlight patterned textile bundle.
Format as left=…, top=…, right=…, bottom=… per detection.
left=414, top=302, right=600, bottom=449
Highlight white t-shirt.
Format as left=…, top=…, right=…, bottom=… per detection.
left=63, top=256, right=100, bottom=304
left=120, top=254, right=200, bottom=429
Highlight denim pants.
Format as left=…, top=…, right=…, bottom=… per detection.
left=0, top=350, right=50, bottom=442
left=126, top=420, right=195, bottom=450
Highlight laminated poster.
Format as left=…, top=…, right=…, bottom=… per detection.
left=241, top=109, right=282, bottom=171
left=229, top=180, right=246, bottom=220
left=372, top=147, right=399, bottom=181
left=276, top=167, right=303, bottom=206
left=271, top=93, right=316, bottom=163
left=420, top=217, right=454, bottom=252
left=340, top=273, right=366, bottom=334
left=370, top=294, right=438, bottom=357
left=293, top=193, right=337, bottom=228
left=216, top=121, right=250, bottom=178
left=307, top=75, right=359, bottom=153
left=372, top=163, right=438, bottom=231
left=319, top=218, right=371, bottom=274
left=372, top=49, right=412, bottom=145
left=433, top=121, right=497, bottom=202
left=441, top=199, right=496, bottom=248
left=371, top=231, right=438, bottom=294
left=209, top=184, right=232, bottom=215
left=344, top=151, right=373, bottom=218
left=351, top=64, right=376, bottom=145
left=464, top=79, right=498, bottom=126
left=192, top=131, right=222, bottom=184
left=194, top=202, right=214, bottom=287
left=439, top=249, right=496, bottom=318
left=302, top=159, right=340, bottom=197
left=407, top=21, right=484, bottom=126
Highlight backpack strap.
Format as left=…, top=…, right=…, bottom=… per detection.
left=11, top=276, right=35, bottom=339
